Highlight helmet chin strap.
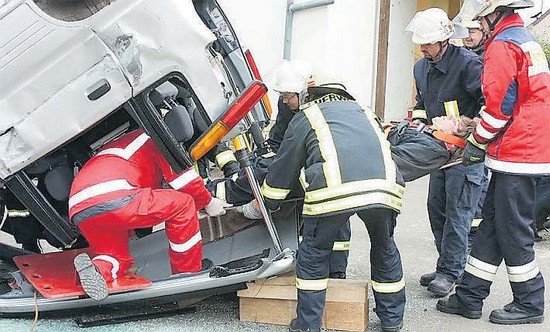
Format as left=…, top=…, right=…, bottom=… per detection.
left=427, top=40, right=448, bottom=64
left=483, top=8, right=512, bottom=32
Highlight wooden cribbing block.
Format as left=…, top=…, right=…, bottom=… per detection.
left=238, top=272, right=369, bottom=331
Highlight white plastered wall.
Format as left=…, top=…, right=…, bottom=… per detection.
left=219, top=0, right=417, bottom=121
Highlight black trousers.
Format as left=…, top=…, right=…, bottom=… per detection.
left=456, top=172, right=545, bottom=314
left=295, top=208, right=405, bottom=328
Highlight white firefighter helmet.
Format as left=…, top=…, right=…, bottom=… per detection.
left=453, top=0, right=485, bottom=29
left=273, top=59, right=314, bottom=93
left=405, top=8, right=455, bottom=44
left=476, top=0, right=534, bottom=18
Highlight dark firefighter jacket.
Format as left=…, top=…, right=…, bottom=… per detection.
left=413, top=44, right=484, bottom=123
left=261, top=99, right=404, bottom=217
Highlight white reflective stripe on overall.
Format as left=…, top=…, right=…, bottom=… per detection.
left=444, top=100, right=460, bottom=118
left=520, top=41, right=550, bottom=77
left=215, top=150, right=237, bottom=169
left=464, top=255, right=498, bottom=282
left=371, top=278, right=405, bottom=294
left=303, top=104, right=341, bottom=186
left=261, top=182, right=291, bottom=200
left=96, top=132, right=150, bottom=160
left=332, top=241, right=350, bottom=251
left=69, top=179, right=136, bottom=209
left=507, top=260, right=540, bottom=283
left=93, top=255, right=120, bottom=280
left=169, top=169, right=200, bottom=190
left=479, top=110, right=508, bottom=129
left=296, top=277, right=329, bottom=291
left=169, top=231, right=202, bottom=253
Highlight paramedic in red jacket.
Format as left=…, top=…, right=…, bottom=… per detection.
left=437, top=0, right=550, bottom=325
left=69, top=129, right=228, bottom=300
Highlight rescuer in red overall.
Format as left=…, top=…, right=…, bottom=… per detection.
left=68, top=129, right=229, bottom=300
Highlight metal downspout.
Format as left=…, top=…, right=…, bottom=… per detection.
left=283, top=0, right=335, bottom=59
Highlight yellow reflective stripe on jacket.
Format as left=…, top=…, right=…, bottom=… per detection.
left=506, top=261, right=540, bottom=283
left=305, top=179, right=404, bottom=203
left=412, top=109, right=427, bottom=120
left=371, top=278, right=405, bottom=294
left=299, top=168, right=309, bottom=190
left=364, top=108, right=398, bottom=183
left=303, top=192, right=402, bottom=215
left=215, top=150, right=237, bottom=169
left=444, top=100, right=460, bottom=118
left=303, top=104, right=341, bottom=186
left=261, top=182, right=291, bottom=200
left=332, top=241, right=351, bottom=251
left=296, top=277, right=329, bottom=291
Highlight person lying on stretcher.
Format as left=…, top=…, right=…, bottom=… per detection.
left=385, top=115, right=478, bottom=182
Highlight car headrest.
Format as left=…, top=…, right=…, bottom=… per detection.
left=44, top=164, right=74, bottom=202
left=150, top=82, right=179, bottom=107
left=164, top=104, right=195, bottom=142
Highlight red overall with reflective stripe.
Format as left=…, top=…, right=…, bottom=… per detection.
left=69, top=129, right=212, bottom=281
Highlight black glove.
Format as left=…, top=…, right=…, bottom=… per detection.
left=221, top=160, right=240, bottom=178
left=462, top=141, right=486, bottom=166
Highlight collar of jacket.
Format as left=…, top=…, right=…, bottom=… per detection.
left=485, top=13, right=524, bottom=47
left=430, top=43, right=457, bottom=74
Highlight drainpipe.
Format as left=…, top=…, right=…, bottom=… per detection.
left=283, top=0, right=335, bottom=59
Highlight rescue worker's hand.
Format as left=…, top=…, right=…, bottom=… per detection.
left=204, top=197, right=232, bottom=217
left=221, top=160, right=240, bottom=178
left=236, top=200, right=263, bottom=220
left=462, top=134, right=487, bottom=166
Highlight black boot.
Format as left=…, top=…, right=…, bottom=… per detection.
left=436, top=294, right=482, bottom=319
left=381, top=321, right=403, bottom=332
left=288, top=318, right=320, bottom=332
left=419, top=271, right=436, bottom=287
left=428, top=274, right=456, bottom=297
left=489, top=303, right=544, bottom=325
left=328, top=271, right=346, bottom=279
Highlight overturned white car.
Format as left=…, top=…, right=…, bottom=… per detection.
left=0, top=0, right=297, bottom=316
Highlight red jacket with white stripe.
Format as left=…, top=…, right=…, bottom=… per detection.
left=473, top=14, right=550, bottom=175
left=68, top=129, right=212, bottom=217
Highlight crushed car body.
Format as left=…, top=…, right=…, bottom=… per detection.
left=0, top=0, right=296, bottom=316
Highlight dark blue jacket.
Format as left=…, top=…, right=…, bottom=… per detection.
left=413, top=44, right=484, bottom=123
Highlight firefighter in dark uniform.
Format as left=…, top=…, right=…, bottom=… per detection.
left=214, top=60, right=351, bottom=278
left=406, top=7, right=485, bottom=297
left=437, top=0, right=549, bottom=325
left=262, top=85, right=405, bottom=332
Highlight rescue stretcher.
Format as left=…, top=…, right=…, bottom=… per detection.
left=385, top=119, right=469, bottom=182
